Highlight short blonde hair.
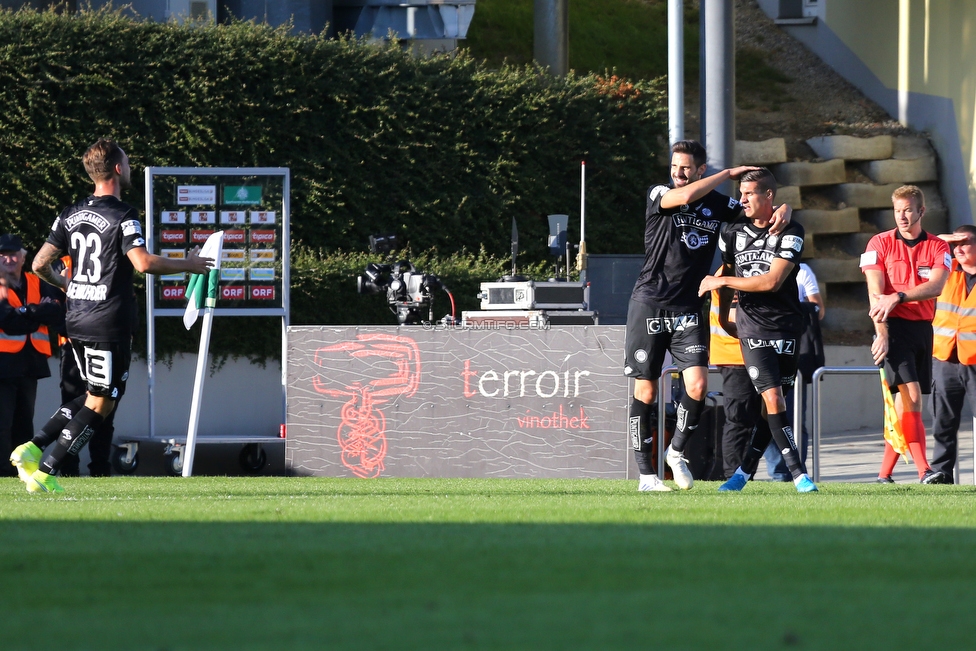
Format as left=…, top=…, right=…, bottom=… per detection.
left=892, top=184, right=925, bottom=208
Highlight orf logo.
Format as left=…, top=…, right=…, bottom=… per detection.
left=251, top=286, right=275, bottom=300
left=161, top=286, right=185, bottom=301
left=221, top=285, right=245, bottom=300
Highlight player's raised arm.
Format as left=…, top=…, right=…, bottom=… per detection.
left=661, top=165, right=760, bottom=210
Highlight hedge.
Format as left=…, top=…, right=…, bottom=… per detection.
left=0, top=7, right=668, bottom=360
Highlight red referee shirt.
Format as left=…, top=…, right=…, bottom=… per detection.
left=859, top=229, right=951, bottom=321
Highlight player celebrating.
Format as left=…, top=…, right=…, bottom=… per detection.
left=861, top=185, right=950, bottom=484
left=699, top=167, right=817, bottom=493
left=9, top=138, right=213, bottom=493
left=626, top=141, right=791, bottom=492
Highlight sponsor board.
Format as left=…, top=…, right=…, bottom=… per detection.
left=160, top=210, right=186, bottom=224
left=250, top=249, right=276, bottom=263
left=220, top=210, right=246, bottom=225
left=177, top=186, right=216, bottom=205
left=250, top=229, right=276, bottom=244
left=251, top=286, right=275, bottom=300
left=190, top=229, right=215, bottom=244
left=220, top=268, right=245, bottom=281
left=160, top=285, right=186, bottom=301
left=190, top=210, right=216, bottom=224
left=286, top=326, right=629, bottom=478
left=249, top=268, right=275, bottom=282
left=250, top=210, right=276, bottom=224
left=221, top=250, right=246, bottom=262
left=160, top=229, right=186, bottom=244
left=223, top=229, right=246, bottom=244
left=223, top=186, right=262, bottom=205
left=160, top=249, right=186, bottom=282
left=221, top=285, right=246, bottom=300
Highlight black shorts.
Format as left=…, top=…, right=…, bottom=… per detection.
left=884, top=318, right=933, bottom=394
left=624, top=299, right=708, bottom=379
left=740, top=336, right=798, bottom=394
left=68, top=339, right=131, bottom=400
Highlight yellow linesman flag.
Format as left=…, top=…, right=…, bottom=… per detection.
left=879, top=367, right=910, bottom=460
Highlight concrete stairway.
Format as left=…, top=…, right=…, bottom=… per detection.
left=734, top=135, right=945, bottom=335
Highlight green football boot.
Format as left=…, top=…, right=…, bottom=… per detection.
left=26, top=469, right=64, bottom=494
left=10, top=441, right=42, bottom=484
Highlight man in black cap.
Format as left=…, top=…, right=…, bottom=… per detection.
left=0, top=233, right=64, bottom=476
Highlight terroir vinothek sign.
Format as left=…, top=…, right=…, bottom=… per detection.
left=286, top=326, right=630, bottom=478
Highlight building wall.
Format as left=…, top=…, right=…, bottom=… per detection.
left=758, top=0, right=976, bottom=229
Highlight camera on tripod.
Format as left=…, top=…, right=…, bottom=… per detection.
left=356, top=234, right=448, bottom=325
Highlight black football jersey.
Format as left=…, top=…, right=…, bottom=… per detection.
left=719, top=219, right=804, bottom=339
left=631, top=185, right=742, bottom=311
left=46, top=195, right=146, bottom=342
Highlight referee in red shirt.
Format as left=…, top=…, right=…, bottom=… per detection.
left=860, top=185, right=951, bottom=484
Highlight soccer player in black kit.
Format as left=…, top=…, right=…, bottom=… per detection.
left=9, top=138, right=213, bottom=493
left=699, top=168, right=818, bottom=493
left=626, top=141, right=791, bottom=491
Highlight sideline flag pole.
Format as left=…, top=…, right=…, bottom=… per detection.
left=879, top=366, right=910, bottom=463
left=182, top=231, right=224, bottom=477
left=576, top=161, right=587, bottom=277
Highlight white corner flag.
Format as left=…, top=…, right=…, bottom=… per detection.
left=183, top=231, right=224, bottom=329
left=181, top=230, right=224, bottom=477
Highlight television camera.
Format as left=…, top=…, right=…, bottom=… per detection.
left=357, top=235, right=454, bottom=326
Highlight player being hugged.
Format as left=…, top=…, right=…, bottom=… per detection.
left=9, top=138, right=213, bottom=493
left=699, top=167, right=818, bottom=493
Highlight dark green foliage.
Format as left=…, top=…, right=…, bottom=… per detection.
left=0, top=7, right=668, bottom=359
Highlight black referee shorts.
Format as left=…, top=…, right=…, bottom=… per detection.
left=884, top=317, right=933, bottom=394
left=624, top=299, right=709, bottom=379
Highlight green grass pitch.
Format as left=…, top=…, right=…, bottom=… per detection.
left=1, top=477, right=974, bottom=650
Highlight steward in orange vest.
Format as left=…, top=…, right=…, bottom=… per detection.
left=930, top=227, right=976, bottom=480
left=708, top=288, right=743, bottom=366
left=932, top=260, right=976, bottom=364
left=707, top=277, right=762, bottom=479
left=0, top=273, right=55, bottom=356
left=0, top=233, right=64, bottom=476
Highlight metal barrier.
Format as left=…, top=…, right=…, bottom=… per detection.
left=810, top=366, right=976, bottom=485
left=810, top=366, right=880, bottom=482
left=652, top=364, right=973, bottom=486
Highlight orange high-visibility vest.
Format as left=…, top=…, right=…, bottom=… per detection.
left=57, top=255, right=71, bottom=347
left=708, top=289, right=743, bottom=366
left=0, top=273, right=53, bottom=356
left=933, top=265, right=976, bottom=363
